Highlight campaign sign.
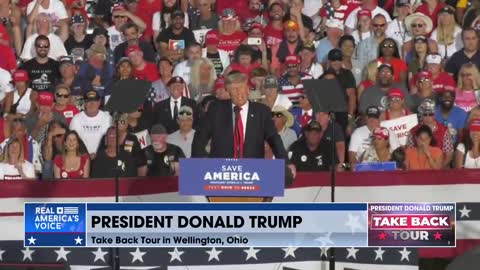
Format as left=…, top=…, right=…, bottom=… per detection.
left=179, top=158, right=285, bottom=197
left=24, top=203, right=86, bottom=247
left=381, top=114, right=418, bottom=145
left=355, top=162, right=397, bottom=172
left=368, top=203, right=456, bottom=247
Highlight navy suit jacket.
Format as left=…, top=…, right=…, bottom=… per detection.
left=192, top=100, right=287, bottom=159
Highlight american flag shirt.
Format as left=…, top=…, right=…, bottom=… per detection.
left=278, top=72, right=313, bottom=106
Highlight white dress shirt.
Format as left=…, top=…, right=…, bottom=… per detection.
left=170, top=97, right=182, bottom=119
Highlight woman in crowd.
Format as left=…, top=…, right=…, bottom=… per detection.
left=402, top=13, right=437, bottom=61
left=405, top=125, right=443, bottom=170
left=408, top=99, right=454, bottom=168
left=358, top=127, right=394, bottom=163
left=381, top=88, right=411, bottom=120
left=377, top=38, right=408, bottom=83
left=224, top=45, right=261, bottom=80
left=299, top=43, right=323, bottom=79
left=0, top=138, right=36, bottom=180
left=351, top=9, right=372, bottom=44
left=217, top=9, right=247, bottom=55
left=189, top=0, right=218, bottom=30
left=189, top=57, right=216, bottom=103
left=98, top=113, right=147, bottom=176
left=91, top=127, right=137, bottom=178
left=339, top=35, right=362, bottom=86
left=357, top=60, right=378, bottom=99
left=53, top=84, right=79, bottom=125
left=456, top=118, right=480, bottom=169
left=430, top=6, right=462, bottom=59
left=272, top=106, right=297, bottom=150
left=53, top=131, right=90, bottom=179
left=3, top=70, right=33, bottom=121
left=407, top=36, right=430, bottom=83
left=114, top=57, right=135, bottom=81
left=152, top=0, right=189, bottom=41
left=42, top=120, right=68, bottom=179
left=455, top=63, right=480, bottom=112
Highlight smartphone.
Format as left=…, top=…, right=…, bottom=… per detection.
left=247, top=37, right=262, bottom=46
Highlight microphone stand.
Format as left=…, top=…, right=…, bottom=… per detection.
left=112, top=113, right=121, bottom=270
left=328, top=112, right=336, bottom=270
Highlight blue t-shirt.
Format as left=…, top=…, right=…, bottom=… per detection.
left=435, top=105, right=467, bottom=143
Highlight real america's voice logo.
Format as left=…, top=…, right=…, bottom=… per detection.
left=25, top=203, right=87, bottom=247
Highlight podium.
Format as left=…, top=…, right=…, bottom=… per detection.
left=207, top=196, right=273, bottom=202
left=179, top=159, right=285, bottom=202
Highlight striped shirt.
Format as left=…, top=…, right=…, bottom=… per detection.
left=278, top=73, right=313, bottom=106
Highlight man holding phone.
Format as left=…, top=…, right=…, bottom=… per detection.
left=156, top=10, right=196, bottom=64
left=246, top=22, right=271, bottom=69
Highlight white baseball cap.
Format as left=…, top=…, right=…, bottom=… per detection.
left=426, top=54, right=442, bottom=64
left=325, top=19, right=344, bottom=31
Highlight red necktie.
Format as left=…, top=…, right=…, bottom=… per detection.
left=233, top=106, right=244, bottom=158
left=301, top=112, right=311, bottom=127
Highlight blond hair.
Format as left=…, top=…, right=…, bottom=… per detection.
left=4, top=138, right=25, bottom=164
left=218, top=19, right=241, bottom=34
left=364, top=60, right=379, bottom=82
left=468, top=105, right=480, bottom=123
left=190, top=58, right=217, bottom=90
left=225, top=72, right=248, bottom=85
left=436, top=12, right=457, bottom=46
left=34, top=13, right=53, bottom=34
left=458, top=63, right=480, bottom=90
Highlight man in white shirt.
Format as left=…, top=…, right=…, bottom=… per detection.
left=70, top=90, right=112, bottom=157
left=172, top=43, right=202, bottom=85
left=167, top=106, right=196, bottom=158
left=21, top=13, right=67, bottom=61
left=348, top=106, right=400, bottom=170
left=107, top=5, right=129, bottom=51
left=26, top=0, right=69, bottom=41
left=344, top=0, right=391, bottom=33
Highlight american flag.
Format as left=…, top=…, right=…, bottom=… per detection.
left=1, top=170, right=479, bottom=268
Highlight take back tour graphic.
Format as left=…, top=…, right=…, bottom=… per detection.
left=179, top=159, right=285, bottom=197
left=24, top=203, right=86, bottom=247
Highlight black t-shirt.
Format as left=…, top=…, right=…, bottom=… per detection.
left=207, top=51, right=223, bottom=76
left=90, top=150, right=138, bottom=178
left=98, top=133, right=147, bottom=168
left=20, top=58, right=60, bottom=92
left=252, top=47, right=272, bottom=63
left=64, top=34, right=94, bottom=55
left=288, top=138, right=332, bottom=172
left=156, top=27, right=196, bottom=49
left=146, top=143, right=185, bottom=177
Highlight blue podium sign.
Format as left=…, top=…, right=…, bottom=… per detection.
left=179, top=158, right=285, bottom=197
left=355, top=162, right=397, bottom=172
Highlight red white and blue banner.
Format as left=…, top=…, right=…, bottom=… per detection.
left=1, top=170, right=480, bottom=268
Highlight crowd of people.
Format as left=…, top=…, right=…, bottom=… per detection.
left=1, top=0, right=480, bottom=180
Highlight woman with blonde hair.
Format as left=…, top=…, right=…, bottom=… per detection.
left=189, top=57, right=217, bottom=102
left=430, top=6, right=462, bottom=59
left=455, top=63, right=480, bottom=112
left=217, top=9, right=247, bottom=54
left=351, top=9, right=372, bottom=44
left=357, top=60, right=378, bottom=99
left=0, top=138, right=35, bottom=180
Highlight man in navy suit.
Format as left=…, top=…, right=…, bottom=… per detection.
left=153, top=76, right=199, bottom=134
left=192, top=72, right=296, bottom=176
left=290, top=91, right=313, bottom=136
